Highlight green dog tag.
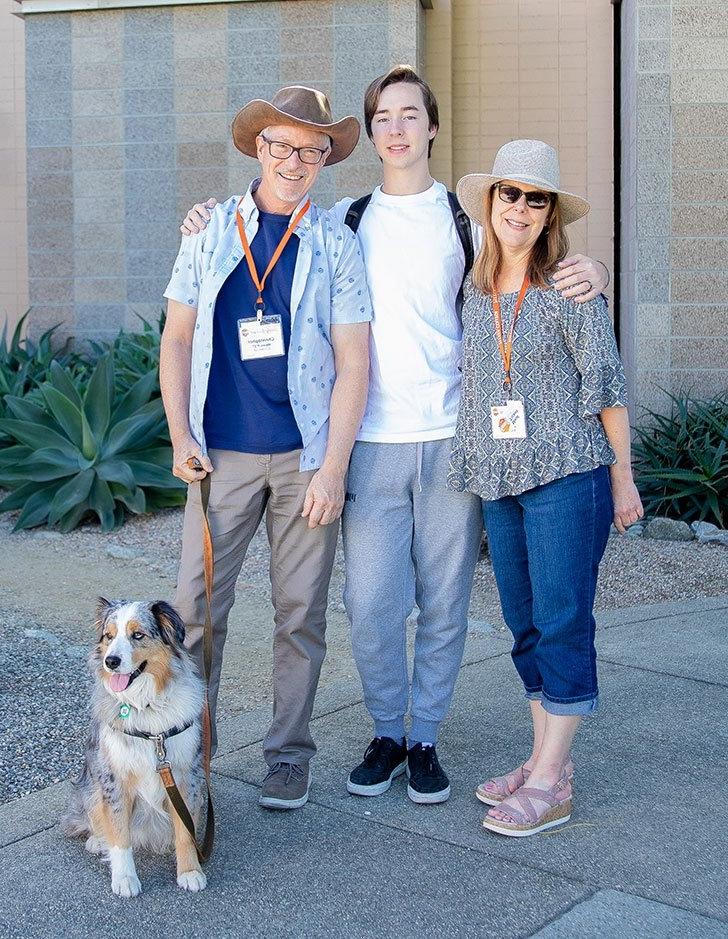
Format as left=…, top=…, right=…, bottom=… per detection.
left=119, top=703, right=131, bottom=719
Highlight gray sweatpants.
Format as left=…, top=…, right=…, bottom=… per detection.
left=175, top=448, right=338, bottom=765
left=341, top=438, right=482, bottom=745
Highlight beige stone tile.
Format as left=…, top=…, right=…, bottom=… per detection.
left=174, top=6, right=227, bottom=32
left=672, top=304, right=728, bottom=336
left=672, top=103, right=728, bottom=139
left=671, top=70, right=728, bottom=105
left=671, top=237, right=728, bottom=270
left=282, top=0, right=333, bottom=28
left=673, top=170, right=728, bottom=204
left=672, top=204, right=728, bottom=237
left=671, top=337, right=728, bottom=370
left=672, top=271, right=728, bottom=302
left=174, top=86, right=228, bottom=116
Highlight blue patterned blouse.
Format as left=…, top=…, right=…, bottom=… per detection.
left=448, top=277, right=628, bottom=501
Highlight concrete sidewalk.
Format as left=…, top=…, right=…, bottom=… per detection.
left=1, top=596, right=727, bottom=938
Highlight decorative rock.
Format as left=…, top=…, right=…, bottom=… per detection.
left=691, top=521, right=728, bottom=547
left=644, top=517, right=694, bottom=542
left=105, top=544, right=141, bottom=560
left=691, top=521, right=718, bottom=538
left=625, top=523, right=645, bottom=538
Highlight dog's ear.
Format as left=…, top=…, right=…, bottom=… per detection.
left=151, top=601, right=186, bottom=647
left=94, top=597, right=113, bottom=637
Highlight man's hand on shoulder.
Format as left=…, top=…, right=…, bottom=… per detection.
left=301, top=463, right=346, bottom=529
left=181, top=198, right=218, bottom=236
left=551, top=255, right=609, bottom=303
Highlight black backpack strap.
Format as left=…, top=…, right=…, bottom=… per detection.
left=344, top=193, right=374, bottom=234
left=447, top=190, right=474, bottom=317
left=447, top=190, right=474, bottom=275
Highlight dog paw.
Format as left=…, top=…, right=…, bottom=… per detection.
left=111, top=873, right=142, bottom=898
left=177, top=869, right=207, bottom=892
left=85, top=836, right=105, bottom=855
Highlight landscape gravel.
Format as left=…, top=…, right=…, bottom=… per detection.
left=2, top=505, right=727, bottom=804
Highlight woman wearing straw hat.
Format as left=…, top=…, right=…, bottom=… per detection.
left=448, top=139, right=643, bottom=837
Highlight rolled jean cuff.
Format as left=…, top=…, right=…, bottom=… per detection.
left=541, top=694, right=599, bottom=717
left=409, top=717, right=440, bottom=746
left=523, top=688, right=543, bottom=701
left=374, top=717, right=406, bottom=743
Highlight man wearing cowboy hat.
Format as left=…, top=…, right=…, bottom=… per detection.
left=160, top=86, right=372, bottom=810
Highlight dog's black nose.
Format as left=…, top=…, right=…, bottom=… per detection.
left=105, top=655, right=121, bottom=670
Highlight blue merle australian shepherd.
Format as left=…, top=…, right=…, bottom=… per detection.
left=62, top=599, right=207, bottom=897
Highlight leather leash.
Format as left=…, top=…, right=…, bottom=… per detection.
left=155, top=466, right=216, bottom=863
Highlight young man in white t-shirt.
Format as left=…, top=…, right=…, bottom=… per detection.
left=179, top=67, right=609, bottom=804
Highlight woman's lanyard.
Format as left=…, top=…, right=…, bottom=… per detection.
left=235, top=197, right=311, bottom=322
left=492, top=275, right=530, bottom=396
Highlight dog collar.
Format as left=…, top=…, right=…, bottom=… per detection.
left=119, top=721, right=195, bottom=765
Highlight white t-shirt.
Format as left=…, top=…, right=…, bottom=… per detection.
left=333, top=181, right=465, bottom=442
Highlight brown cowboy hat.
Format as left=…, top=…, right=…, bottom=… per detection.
left=231, top=86, right=360, bottom=166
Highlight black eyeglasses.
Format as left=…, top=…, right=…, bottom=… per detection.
left=495, top=183, right=553, bottom=210
left=260, top=134, right=330, bottom=166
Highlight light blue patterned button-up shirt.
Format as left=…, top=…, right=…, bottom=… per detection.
left=163, top=181, right=373, bottom=471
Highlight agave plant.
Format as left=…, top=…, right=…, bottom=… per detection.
left=0, top=355, right=185, bottom=532
left=89, top=313, right=164, bottom=396
left=633, top=391, right=728, bottom=528
left=0, top=312, right=91, bottom=442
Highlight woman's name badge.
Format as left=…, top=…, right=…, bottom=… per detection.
left=490, top=400, right=527, bottom=439
left=238, top=315, right=285, bottom=361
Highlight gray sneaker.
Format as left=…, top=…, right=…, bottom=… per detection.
left=259, top=761, right=310, bottom=810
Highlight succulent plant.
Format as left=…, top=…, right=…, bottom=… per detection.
left=0, top=354, right=185, bottom=532
left=633, top=391, right=728, bottom=528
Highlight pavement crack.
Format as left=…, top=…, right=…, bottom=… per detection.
left=599, top=658, right=728, bottom=689
left=521, top=887, right=600, bottom=938
left=597, top=601, right=728, bottom=631
left=0, top=821, right=57, bottom=849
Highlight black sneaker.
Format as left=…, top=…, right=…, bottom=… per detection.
left=406, top=743, right=451, bottom=804
left=347, top=737, right=408, bottom=796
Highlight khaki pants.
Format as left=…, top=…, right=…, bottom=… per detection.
left=175, top=448, right=339, bottom=765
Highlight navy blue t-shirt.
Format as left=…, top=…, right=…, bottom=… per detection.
left=203, top=210, right=303, bottom=453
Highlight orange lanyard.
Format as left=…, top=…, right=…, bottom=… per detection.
left=492, top=275, right=530, bottom=394
left=235, top=197, right=311, bottom=320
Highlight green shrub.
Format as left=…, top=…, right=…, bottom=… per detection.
left=0, top=355, right=184, bottom=532
left=0, top=313, right=82, bottom=442
left=633, top=391, right=728, bottom=528
left=90, top=313, right=164, bottom=396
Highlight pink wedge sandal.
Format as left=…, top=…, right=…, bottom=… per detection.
left=475, top=760, right=575, bottom=807
left=482, top=780, right=572, bottom=837
left=475, top=764, right=531, bottom=806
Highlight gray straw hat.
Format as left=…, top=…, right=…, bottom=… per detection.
left=456, top=139, right=590, bottom=226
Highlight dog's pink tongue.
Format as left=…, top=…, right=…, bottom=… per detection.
left=109, top=672, right=131, bottom=693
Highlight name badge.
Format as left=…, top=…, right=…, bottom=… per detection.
left=490, top=400, right=527, bottom=439
left=238, top=315, right=285, bottom=361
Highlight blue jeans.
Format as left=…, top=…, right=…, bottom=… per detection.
left=482, top=467, right=613, bottom=716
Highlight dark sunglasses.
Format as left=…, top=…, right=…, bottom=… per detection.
left=495, top=183, right=553, bottom=210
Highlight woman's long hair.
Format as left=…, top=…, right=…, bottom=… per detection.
left=471, top=185, right=571, bottom=294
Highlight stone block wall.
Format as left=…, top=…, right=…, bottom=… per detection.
left=621, top=0, right=728, bottom=413
left=0, top=9, right=28, bottom=332
left=440, top=0, right=614, bottom=283
left=23, top=0, right=421, bottom=342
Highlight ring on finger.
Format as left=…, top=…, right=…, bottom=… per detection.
left=583, top=280, right=592, bottom=292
